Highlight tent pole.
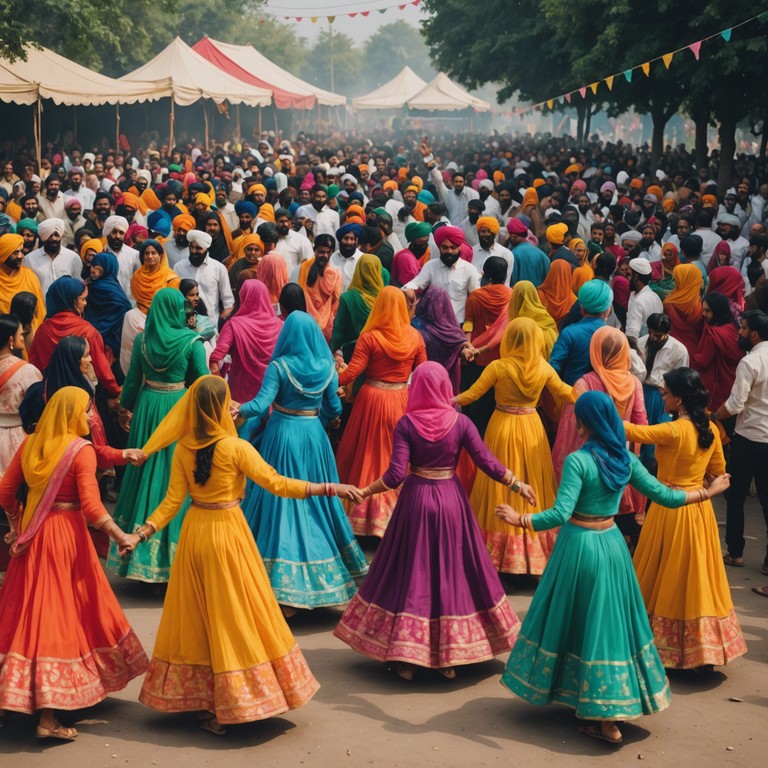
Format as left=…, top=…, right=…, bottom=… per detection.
left=73, top=106, right=77, bottom=144
left=34, top=97, right=42, bottom=170
left=258, top=106, right=262, bottom=136
left=115, top=104, right=120, bottom=152
left=170, top=98, right=175, bottom=149
left=235, top=104, right=241, bottom=142
left=273, top=107, right=278, bottom=138
left=203, top=101, right=209, bottom=149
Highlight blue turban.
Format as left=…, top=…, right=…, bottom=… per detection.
left=574, top=391, right=632, bottom=492
left=147, top=209, right=172, bottom=238
left=336, top=223, right=363, bottom=241
left=235, top=200, right=258, bottom=217
left=347, top=191, right=364, bottom=204
left=578, top=279, right=613, bottom=314
left=46, top=275, right=85, bottom=317
left=417, top=190, right=435, bottom=205
left=288, top=202, right=300, bottom=216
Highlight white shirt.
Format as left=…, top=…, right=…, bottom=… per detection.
left=174, top=255, right=235, bottom=317
left=727, top=235, right=749, bottom=272
left=106, top=243, right=140, bottom=305
left=120, top=307, right=146, bottom=375
left=625, top=284, right=663, bottom=340
left=741, top=256, right=768, bottom=296
left=694, top=226, right=722, bottom=265
left=163, top=239, right=189, bottom=268
left=386, top=231, right=403, bottom=254
left=25, top=246, right=81, bottom=295
left=640, top=241, right=662, bottom=263
left=471, top=242, right=514, bottom=284
left=37, top=192, right=66, bottom=220
left=631, top=334, right=689, bottom=388
left=402, top=258, right=481, bottom=322
left=723, top=340, right=768, bottom=442
left=330, top=249, right=362, bottom=292
left=428, top=166, right=479, bottom=224
left=479, top=195, right=502, bottom=222
left=296, top=204, right=340, bottom=239
left=64, top=186, right=96, bottom=211
left=275, top=229, right=314, bottom=272
left=218, top=202, right=239, bottom=234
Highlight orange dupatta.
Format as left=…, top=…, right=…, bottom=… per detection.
left=537, top=260, right=577, bottom=322
left=360, top=286, right=422, bottom=361
left=588, top=326, right=636, bottom=418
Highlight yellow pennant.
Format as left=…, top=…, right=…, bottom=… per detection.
left=605, top=75, right=614, bottom=91
left=641, top=62, right=651, bottom=76
left=662, top=52, right=674, bottom=69
left=589, top=82, right=598, bottom=95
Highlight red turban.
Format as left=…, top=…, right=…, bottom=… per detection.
left=434, top=225, right=465, bottom=247
left=507, top=218, right=528, bottom=236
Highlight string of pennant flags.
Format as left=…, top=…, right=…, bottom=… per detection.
left=273, top=0, right=422, bottom=24
left=517, top=11, right=768, bottom=116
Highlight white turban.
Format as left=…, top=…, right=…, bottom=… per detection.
left=274, top=172, right=288, bottom=193
left=102, top=215, right=129, bottom=237
left=478, top=179, right=494, bottom=191
left=187, top=229, right=212, bottom=250
left=341, top=173, right=357, bottom=186
left=137, top=169, right=152, bottom=184
left=82, top=152, right=95, bottom=165
left=37, top=217, right=65, bottom=241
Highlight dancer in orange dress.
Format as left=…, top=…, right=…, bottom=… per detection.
left=336, top=287, right=426, bottom=536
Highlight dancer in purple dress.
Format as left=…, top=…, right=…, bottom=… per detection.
left=334, top=362, right=534, bottom=680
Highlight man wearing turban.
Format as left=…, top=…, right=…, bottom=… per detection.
left=546, top=222, right=579, bottom=269
left=472, top=215, right=513, bottom=283
left=103, top=214, right=141, bottom=303
left=62, top=195, right=87, bottom=248
left=330, top=223, right=364, bottom=291
left=274, top=207, right=313, bottom=273
left=507, top=217, right=550, bottom=287
left=716, top=212, right=749, bottom=269
left=391, top=221, right=431, bottom=287
left=549, top=280, right=613, bottom=385
left=233, top=200, right=258, bottom=240
left=0, top=233, right=46, bottom=331
left=174, top=230, right=235, bottom=323
left=16, top=218, right=39, bottom=255
left=165, top=213, right=195, bottom=267
left=402, top=225, right=480, bottom=322
left=296, top=185, right=341, bottom=241
left=25, top=217, right=82, bottom=295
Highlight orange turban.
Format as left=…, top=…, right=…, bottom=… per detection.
left=647, top=185, right=663, bottom=200
left=629, top=178, right=643, bottom=189
left=411, top=175, right=423, bottom=192
left=404, top=185, right=419, bottom=195
left=565, top=163, right=581, bottom=175
left=477, top=216, right=500, bottom=235
left=345, top=215, right=365, bottom=226
left=80, top=238, right=103, bottom=260
left=546, top=223, right=569, bottom=246
left=121, top=192, right=139, bottom=211
left=139, top=187, right=162, bottom=215
left=247, top=182, right=267, bottom=196
left=194, top=192, right=211, bottom=208
left=532, top=178, right=546, bottom=188
left=346, top=204, right=365, bottom=220
left=0, top=233, right=23, bottom=261
left=5, top=201, right=22, bottom=222
left=493, top=171, right=505, bottom=185
left=397, top=168, right=409, bottom=182
left=383, top=180, right=398, bottom=192
left=662, top=198, right=676, bottom=213
left=258, top=204, right=275, bottom=223
left=701, top=194, right=717, bottom=207
left=172, top=213, right=196, bottom=232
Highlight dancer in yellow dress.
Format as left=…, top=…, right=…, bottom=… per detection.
left=625, top=367, right=747, bottom=670
left=120, top=376, right=362, bottom=734
left=454, top=317, right=573, bottom=575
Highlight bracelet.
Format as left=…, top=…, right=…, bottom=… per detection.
left=326, top=482, right=335, bottom=497
left=146, top=520, right=158, bottom=534
left=134, top=525, right=148, bottom=543
left=701, top=487, right=710, bottom=501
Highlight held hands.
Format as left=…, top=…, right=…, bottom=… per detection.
left=517, top=483, right=537, bottom=507
left=495, top=504, right=522, bottom=527
left=118, top=533, right=141, bottom=557
left=122, top=448, right=147, bottom=466
left=229, top=401, right=241, bottom=420
left=705, top=473, right=731, bottom=497
left=335, top=483, right=365, bottom=504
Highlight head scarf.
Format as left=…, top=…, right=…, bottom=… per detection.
left=664, top=263, right=703, bottom=318
left=142, top=376, right=237, bottom=457
left=132, top=240, right=180, bottom=309
left=79, top=237, right=103, bottom=261
left=507, top=280, right=558, bottom=356
left=124, top=223, right=148, bottom=248
left=574, top=390, right=631, bottom=492
left=360, top=286, right=422, bottom=361
left=571, top=264, right=594, bottom=293
left=269, top=310, right=335, bottom=395
left=588, top=326, right=636, bottom=418
left=578, top=279, right=613, bottom=314
left=197, top=211, right=233, bottom=262
left=37, top=218, right=65, bottom=242
left=257, top=252, right=289, bottom=304
left=45, top=275, right=84, bottom=317
left=499, top=317, right=549, bottom=400
left=84, top=252, right=132, bottom=354
left=707, top=240, right=731, bottom=273
left=405, top=361, right=459, bottom=442
left=521, top=187, right=539, bottom=209
left=0, top=233, right=23, bottom=260
left=433, top=226, right=465, bottom=247
left=405, top=221, right=431, bottom=243
left=141, top=287, right=200, bottom=372
left=568, top=237, right=588, bottom=260
left=703, top=291, right=736, bottom=326
left=20, top=387, right=90, bottom=531
left=537, top=260, right=577, bottom=322
left=708, top=265, right=745, bottom=310
left=347, top=252, right=384, bottom=310
left=102, top=215, right=129, bottom=238
left=660, top=242, right=680, bottom=273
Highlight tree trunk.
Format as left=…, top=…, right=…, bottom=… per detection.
left=694, top=113, right=709, bottom=170
left=650, top=107, right=669, bottom=174
left=717, top=116, right=737, bottom=196
left=584, top=104, right=593, bottom=141
left=576, top=102, right=586, bottom=145
left=761, top=110, right=768, bottom=159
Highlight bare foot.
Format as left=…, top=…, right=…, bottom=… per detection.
left=281, top=605, right=298, bottom=619
left=393, top=662, right=414, bottom=681
left=439, top=667, right=456, bottom=679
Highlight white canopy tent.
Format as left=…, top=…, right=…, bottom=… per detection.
left=407, top=73, right=491, bottom=112
left=351, top=67, right=428, bottom=110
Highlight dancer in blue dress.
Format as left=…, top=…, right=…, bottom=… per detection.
left=235, top=312, right=368, bottom=613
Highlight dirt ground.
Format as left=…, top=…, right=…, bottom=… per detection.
left=1, top=496, right=766, bottom=767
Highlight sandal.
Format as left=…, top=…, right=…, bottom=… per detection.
left=36, top=722, right=78, bottom=741
left=392, top=662, right=414, bottom=681
left=752, top=586, right=768, bottom=598
left=578, top=723, right=622, bottom=745
left=723, top=554, right=745, bottom=568
left=438, top=667, right=456, bottom=679
left=198, top=715, right=226, bottom=736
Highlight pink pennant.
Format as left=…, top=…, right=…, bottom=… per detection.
left=361, top=10, right=370, bottom=15
left=578, top=87, right=587, bottom=98
left=689, top=41, right=702, bottom=60
left=564, top=93, right=572, bottom=104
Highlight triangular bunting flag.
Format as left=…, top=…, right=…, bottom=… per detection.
left=361, top=10, right=370, bottom=15
left=310, top=16, right=318, bottom=23
left=400, top=4, right=407, bottom=8
left=641, top=62, right=650, bottom=76
left=624, top=69, right=633, bottom=83
left=579, top=87, right=587, bottom=98
left=565, top=93, right=572, bottom=104
left=721, top=29, right=732, bottom=41
left=328, top=16, right=335, bottom=23
left=547, top=99, right=554, bottom=110
left=605, top=75, right=614, bottom=91
left=689, top=41, right=702, bottom=60
left=379, top=7, right=387, bottom=12
left=589, top=82, right=598, bottom=95
left=349, top=12, right=357, bottom=16
left=412, top=0, right=422, bottom=6
left=662, top=52, right=674, bottom=69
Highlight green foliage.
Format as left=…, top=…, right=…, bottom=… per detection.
left=300, top=28, right=363, bottom=96
left=360, top=21, right=436, bottom=89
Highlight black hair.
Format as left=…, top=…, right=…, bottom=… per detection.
left=279, top=283, right=307, bottom=317
left=427, top=202, right=448, bottom=217
left=178, top=278, right=210, bottom=317
left=593, top=253, right=617, bottom=280
left=0, top=313, right=20, bottom=346
left=663, top=367, right=714, bottom=449
left=680, top=234, right=703, bottom=259
left=256, top=222, right=279, bottom=244
left=194, top=444, right=216, bottom=485
left=702, top=292, right=734, bottom=326
left=749, top=233, right=768, bottom=252
left=481, top=256, right=508, bottom=286
left=590, top=221, right=604, bottom=232
left=747, top=260, right=766, bottom=289
left=741, top=309, right=768, bottom=340
left=9, top=292, right=37, bottom=327
left=647, top=312, right=672, bottom=333
left=697, top=209, right=714, bottom=229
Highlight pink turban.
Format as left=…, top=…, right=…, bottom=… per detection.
left=434, top=225, right=465, bottom=247
left=506, top=218, right=528, bottom=236
left=570, top=179, right=587, bottom=193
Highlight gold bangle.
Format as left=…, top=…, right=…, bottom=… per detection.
left=146, top=520, right=158, bottom=534
left=701, top=487, right=710, bottom=501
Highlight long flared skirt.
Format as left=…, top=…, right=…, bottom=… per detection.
left=107, top=385, right=190, bottom=582
left=469, top=409, right=558, bottom=574
left=0, top=509, right=148, bottom=713
left=334, top=475, right=520, bottom=668
left=139, top=505, right=319, bottom=724
left=502, top=521, right=671, bottom=721
left=633, top=499, right=747, bottom=669
left=336, top=382, right=406, bottom=537
left=241, top=411, right=368, bottom=609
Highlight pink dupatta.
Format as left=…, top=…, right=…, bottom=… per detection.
left=405, top=361, right=459, bottom=442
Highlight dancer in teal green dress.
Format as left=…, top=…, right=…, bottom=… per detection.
left=235, top=312, right=368, bottom=612
left=496, top=391, right=731, bottom=745
left=107, top=288, right=208, bottom=582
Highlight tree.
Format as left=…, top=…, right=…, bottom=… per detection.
left=361, top=21, right=435, bottom=90
left=300, top=28, right=362, bottom=96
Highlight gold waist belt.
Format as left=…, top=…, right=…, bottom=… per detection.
left=145, top=380, right=185, bottom=391
left=367, top=379, right=408, bottom=390
left=51, top=502, right=80, bottom=510
left=569, top=514, right=614, bottom=530
left=410, top=466, right=455, bottom=479
left=190, top=499, right=241, bottom=510
left=495, top=405, right=536, bottom=415
left=273, top=403, right=318, bottom=417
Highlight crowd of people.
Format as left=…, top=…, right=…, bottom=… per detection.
left=0, top=125, right=765, bottom=747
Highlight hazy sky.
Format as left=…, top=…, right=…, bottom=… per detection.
left=263, top=0, right=425, bottom=42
